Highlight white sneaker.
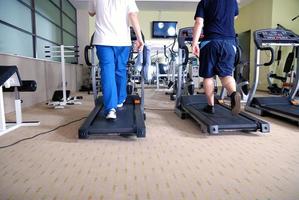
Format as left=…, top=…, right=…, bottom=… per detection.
left=117, top=100, right=125, bottom=108
left=106, top=109, right=116, bottom=120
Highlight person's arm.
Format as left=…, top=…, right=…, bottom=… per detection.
left=234, top=0, right=239, bottom=20
left=88, top=0, right=96, bottom=17
left=192, top=17, right=204, bottom=57
left=129, top=12, right=144, bottom=52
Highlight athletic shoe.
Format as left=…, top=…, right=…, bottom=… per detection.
left=203, top=105, right=215, bottom=114
left=117, top=100, right=125, bottom=108
left=106, top=108, right=116, bottom=120
left=230, top=91, right=241, bottom=115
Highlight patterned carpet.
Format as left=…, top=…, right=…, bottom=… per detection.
left=0, top=89, right=299, bottom=200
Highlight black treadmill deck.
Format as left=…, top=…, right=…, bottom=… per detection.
left=252, top=96, right=299, bottom=121
left=179, top=95, right=269, bottom=134
left=88, top=104, right=136, bottom=134
left=79, top=95, right=145, bottom=138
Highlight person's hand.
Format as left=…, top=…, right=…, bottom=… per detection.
left=135, top=39, right=144, bottom=52
left=192, top=43, right=200, bottom=58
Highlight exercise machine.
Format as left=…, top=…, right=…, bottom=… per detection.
left=245, top=27, right=299, bottom=124
left=45, top=45, right=82, bottom=108
left=0, top=65, right=40, bottom=136
left=267, top=47, right=296, bottom=95
left=175, top=27, right=270, bottom=134
left=78, top=29, right=146, bottom=138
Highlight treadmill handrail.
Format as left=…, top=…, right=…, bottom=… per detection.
left=258, top=46, right=275, bottom=66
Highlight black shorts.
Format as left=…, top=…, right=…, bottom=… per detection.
left=199, top=40, right=236, bottom=78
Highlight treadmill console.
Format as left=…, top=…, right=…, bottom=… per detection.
left=178, top=27, right=194, bottom=42
left=178, top=27, right=204, bottom=48
left=254, top=28, right=299, bottom=49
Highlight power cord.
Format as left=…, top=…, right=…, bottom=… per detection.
left=0, top=117, right=87, bottom=149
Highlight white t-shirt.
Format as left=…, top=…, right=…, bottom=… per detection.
left=89, top=0, right=139, bottom=46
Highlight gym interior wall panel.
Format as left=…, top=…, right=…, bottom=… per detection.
left=36, top=14, right=62, bottom=44
left=0, top=0, right=32, bottom=32
left=62, top=13, right=77, bottom=35
left=235, top=0, right=273, bottom=91
left=35, top=0, right=61, bottom=26
left=0, top=54, right=47, bottom=113
left=88, top=10, right=195, bottom=41
left=137, top=10, right=194, bottom=40
left=0, top=24, right=33, bottom=57
left=272, top=0, right=299, bottom=34
left=0, top=53, right=82, bottom=113
left=36, top=38, right=61, bottom=62
left=62, top=0, right=76, bottom=20
left=271, top=0, right=299, bottom=78
left=44, top=62, right=81, bottom=101
left=76, top=9, right=90, bottom=65
left=44, top=62, right=80, bottom=100
left=88, top=15, right=96, bottom=40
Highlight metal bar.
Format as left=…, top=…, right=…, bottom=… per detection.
left=0, top=86, right=6, bottom=131
left=61, top=45, right=67, bottom=104
left=246, top=48, right=260, bottom=108
left=45, top=50, right=78, bottom=53
left=261, top=43, right=299, bottom=47
left=289, top=46, right=299, bottom=100
left=47, top=55, right=78, bottom=58
left=91, top=48, right=98, bottom=104
left=31, top=0, right=36, bottom=58
left=175, top=48, right=183, bottom=109
left=45, top=45, right=78, bottom=48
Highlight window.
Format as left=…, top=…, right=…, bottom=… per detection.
left=0, top=0, right=32, bottom=32
left=36, top=13, right=62, bottom=44
left=0, top=0, right=78, bottom=63
left=0, top=23, right=33, bottom=57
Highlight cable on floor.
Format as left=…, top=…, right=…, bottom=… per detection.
left=0, top=116, right=87, bottom=149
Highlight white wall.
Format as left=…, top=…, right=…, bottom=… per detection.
left=1, top=54, right=83, bottom=113
left=77, top=9, right=90, bottom=65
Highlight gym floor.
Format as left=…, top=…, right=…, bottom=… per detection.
left=0, top=89, right=299, bottom=200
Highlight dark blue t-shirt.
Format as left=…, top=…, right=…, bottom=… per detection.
left=194, top=0, right=239, bottom=40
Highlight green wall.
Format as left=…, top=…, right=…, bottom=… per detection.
left=88, top=0, right=299, bottom=91
left=235, top=0, right=273, bottom=90
left=138, top=10, right=194, bottom=40
left=236, top=0, right=299, bottom=91
left=271, top=0, right=299, bottom=78
left=89, top=10, right=195, bottom=40
left=272, top=0, right=299, bottom=33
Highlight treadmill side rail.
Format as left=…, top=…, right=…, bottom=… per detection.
left=134, top=104, right=146, bottom=138
left=79, top=104, right=102, bottom=139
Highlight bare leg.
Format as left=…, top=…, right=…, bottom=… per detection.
left=219, top=76, right=236, bottom=95
left=203, top=78, right=215, bottom=106
left=220, top=76, right=241, bottom=115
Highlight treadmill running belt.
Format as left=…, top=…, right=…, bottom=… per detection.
left=180, top=94, right=261, bottom=133
left=186, top=103, right=258, bottom=129
left=88, top=104, right=136, bottom=134
left=261, top=104, right=299, bottom=118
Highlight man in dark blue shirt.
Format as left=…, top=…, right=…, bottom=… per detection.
left=192, top=0, right=241, bottom=115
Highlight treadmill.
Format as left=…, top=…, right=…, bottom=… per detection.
left=245, top=27, right=299, bottom=124
left=79, top=29, right=146, bottom=138
left=175, top=27, right=270, bottom=134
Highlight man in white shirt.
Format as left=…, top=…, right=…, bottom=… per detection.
left=89, top=0, right=144, bottom=120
